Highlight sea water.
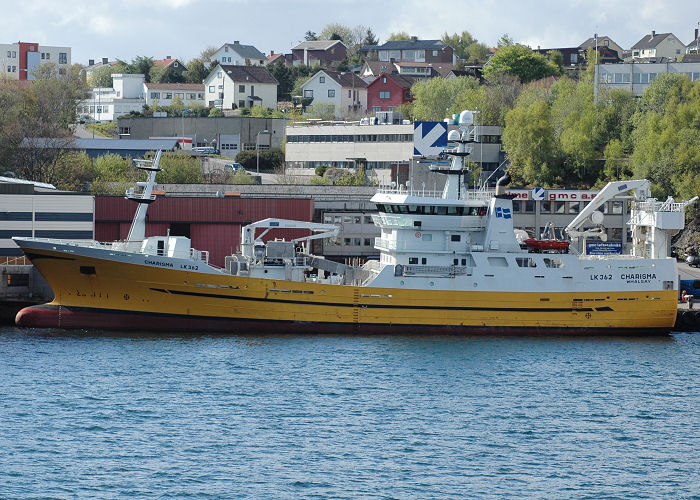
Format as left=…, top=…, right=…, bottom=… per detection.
left=1, top=327, right=699, bottom=498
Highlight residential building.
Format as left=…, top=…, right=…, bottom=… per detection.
left=144, top=82, right=205, bottom=107
left=359, top=60, right=396, bottom=81
left=152, top=57, right=188, bottom=79
left=77, top=73, right=146, bottom=122
left=211, top=41, right=266, bottom=66
left=393, top=60, right=454, bottom=79
left=84, top=57, right=119, bottom=84
left=360, top=38, right=455, bottom=65
left=686, top=28, right=700, bottom=54
left=366, top=73, right=414, bottom=113
left=291, top=40, right=347, bottom=66
left=0, top=41, right=71, bottom=80
left=579, top=35, right=624, bottom=60
left=594, top=61, right=700, bottom=99
left=116, top=116, right=285, bottom=159
left=300, top=70, right=367, bottom=118
left=203, top=65, right=278, bottom=110
left=630, top=31, right=686, bottom=61
left=534, top=47, right=583, bottom=67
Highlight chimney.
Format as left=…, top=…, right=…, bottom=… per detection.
left=695, top=28, right=699, bottom=40
left=166, top=55, right=171, bottom=59
left=102, top=57, right=108, bottom=64
left=89, top=59, right=94, bottom=66
left=651, top=30, right=655, bottom=38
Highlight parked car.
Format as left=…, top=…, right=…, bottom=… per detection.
left=224, top=162, right=246, bottom=173
left=192, top=146, right=218, bottom=155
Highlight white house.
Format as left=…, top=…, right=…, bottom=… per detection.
left=77, top=73, right=145, bottom=122
left=203, top=65, right=278, bottom=110
left=144, top=82, right=205, bottom=107
left=300, top=70, right=367, bottom=118
left=630, top=31, right=686, bottom=61
left=211, top=41, right=267, bottom=66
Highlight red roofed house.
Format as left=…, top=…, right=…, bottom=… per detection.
left=366, top=73, right=414, bottom=113
left=152, top=57, right=188, bottom=81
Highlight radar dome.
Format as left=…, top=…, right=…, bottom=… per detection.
left=448, top=130, right=461, bottom=141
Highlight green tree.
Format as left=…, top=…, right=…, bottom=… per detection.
left=208, top=107, right=223, bottom=117
left=364, top=28, right=379, bottom=46
left=129, top=56, right=154, bottom=82
left=410, top=76, right=480, bottom=121
left=157, top=153, right=204, bottom=183
left=502, top=90, right=558, bottom=186
left=442, top=31, right=477, bottom=60
left=547, top=50, right=564, bottom=72
left=497, top=33, right=515, bottom=47
left=304, top=31, right=318, bottom=41
left=388, top=32, right=411, bottom=41
left=184, top=59, right=209, bottom=84
left=483, top=44, right=559, bottom=84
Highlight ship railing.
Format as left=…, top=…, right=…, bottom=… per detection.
left=374, top=186, right=495, bottom=202
left=634, top=199, right=687, bottom=212
left=396, top=264, right=472, bottom=277
left=0, top=256, right=29, bottom=265
left=190, top=248, right=209, bottom=263
left=21, top=237, right=110, bottom=249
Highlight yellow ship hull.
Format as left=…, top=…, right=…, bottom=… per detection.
left=15, top=245, right=677, bottom=335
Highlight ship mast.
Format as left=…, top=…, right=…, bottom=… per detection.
left=125, top=150, right=163, bottom=245
left=430, top=110, right=477, bottom=200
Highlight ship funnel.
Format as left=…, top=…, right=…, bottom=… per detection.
left=495, top=173, right=511, bottom=195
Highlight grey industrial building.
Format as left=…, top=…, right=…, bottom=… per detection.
left=116, top=116, right=285, bottom=159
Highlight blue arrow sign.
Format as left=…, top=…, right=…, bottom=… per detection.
left=531, top=187, right=545, bottom=200
left=414, top=121, right=447, bottom=156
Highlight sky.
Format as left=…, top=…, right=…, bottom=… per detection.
left=3, top=0, right=698, bottom=64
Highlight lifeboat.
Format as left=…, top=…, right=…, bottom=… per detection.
left=524, top=238, right=570, bottom=253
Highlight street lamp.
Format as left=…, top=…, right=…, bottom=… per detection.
left=256, top=129, right=269, bottom=173
left=181, top=108, right=189, bottom=149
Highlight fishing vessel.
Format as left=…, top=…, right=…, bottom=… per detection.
left=13, top=114, right=697, bottom=334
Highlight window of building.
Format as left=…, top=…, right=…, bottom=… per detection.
left=379, top=91, right=390, bottom=99
left=174, top=61, right=179, bottom=67
left=328, top=89, right=335, bottom=97
left=304, top=89, right=313, bottom=98
left=555, top=201, right=566, bottom=214
left=541, top=201, right=551, bottom=214
left=432, top=50, right=438, bottom=56
left=570, top=53, right=578, bottom=64
left=364, top=238, right=372, bottom=246
left=612, top=201, right=623, bottom=214
left=319, top=76, right=325, bottom=83
left=175, top=93, right=184, bottom=98
left=238, top=100, right=245, bottom=108
left=59, top=52, right=67, bottom=64
left=569, top=201, right=580, bottom=213
left=164, top=93, right=173, bottom=99
left=353, top=238, right=361, bottom=246
left=382, top=77, right=387, bottom=84
left=372, top=106, right=381, bottom=112
left=208, top=86, right=214, bottom=92
left=198, top=93, right=204, bottom=98
left=422, top=233, right=432, bottom=241
left=239, top=84, right=245, bottom=93
left=344, top=238, right=351, bottom=246
left=524, top=201, right=535, bottom=213
left=408, top=257, right=419, bottom=264
left=451, top=235, right=461, bottom=242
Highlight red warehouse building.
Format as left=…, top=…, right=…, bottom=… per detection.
left=95, top=196, right=314, bottom=267
left=366, top=73, right=415, bottom=113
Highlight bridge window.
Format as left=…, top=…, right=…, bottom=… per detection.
left=516, top=257, right=536, bottom=268
left=451, top=235, right=461, bottom=242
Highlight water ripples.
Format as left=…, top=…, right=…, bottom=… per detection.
left=1, top=328, right=699, bottom=498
